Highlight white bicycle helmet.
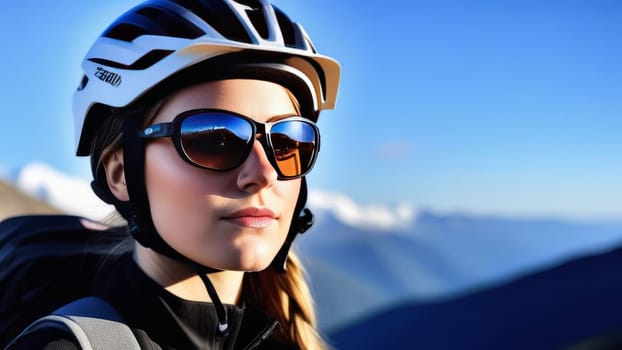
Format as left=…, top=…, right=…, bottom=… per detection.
left=73, top=0, right=340, bottom=156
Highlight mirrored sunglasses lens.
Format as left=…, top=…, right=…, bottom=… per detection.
left=179, top=113, right=253, bottom=170
left=270, top=121, right=318, bottom=177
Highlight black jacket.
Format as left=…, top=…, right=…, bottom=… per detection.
left=7, top=252, right=292, bottom=350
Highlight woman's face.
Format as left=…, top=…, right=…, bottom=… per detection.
left=144, top=79, right=302, bottom=271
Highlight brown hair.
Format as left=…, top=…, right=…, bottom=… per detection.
left=244, top=254, right=327, bottom=349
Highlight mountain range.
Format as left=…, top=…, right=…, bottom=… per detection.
left=299, top=208, right=622, bottom=330
left=329, top=241, right=622, bottom=349
left=2, top=163, right=622, bottom=337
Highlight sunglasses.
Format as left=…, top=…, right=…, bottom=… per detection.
left=139, top=109, right=320, bottom=179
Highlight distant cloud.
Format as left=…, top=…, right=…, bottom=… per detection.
left=374, top=140, right=416, bottom=159
left=308, top=190, right=417, bottom=231
left=15, top=162, right=115, bottom=220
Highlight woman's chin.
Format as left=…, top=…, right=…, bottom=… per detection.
left=229, top=255, right=274, bottom=272
left=198, top=249, right=275, bottom=272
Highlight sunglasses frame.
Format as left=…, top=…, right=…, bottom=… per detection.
left=138, top=108, right=321, bottom=180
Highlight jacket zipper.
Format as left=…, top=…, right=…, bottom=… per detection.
left=244, top=320, right=279, bottom=350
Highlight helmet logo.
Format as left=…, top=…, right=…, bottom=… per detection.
left=94, top=67, right=122, bottom=87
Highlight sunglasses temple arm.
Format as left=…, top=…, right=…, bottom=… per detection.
left=139, top=123, right=174, bottom=139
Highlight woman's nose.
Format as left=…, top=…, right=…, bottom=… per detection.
left=236, top=139, right=278, bottom=192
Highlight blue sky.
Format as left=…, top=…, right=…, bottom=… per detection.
left=1, top=0, right=621, bottom=220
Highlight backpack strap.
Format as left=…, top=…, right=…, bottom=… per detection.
left=10, top=297, right=140, bottom=350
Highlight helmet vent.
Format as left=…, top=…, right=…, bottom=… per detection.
left=244, top=5, right=269, bottom=39
left=88, top=49, right=174, bottom=70
left=172, top=0, right=253, bottom=43
left=104, top=23, right=147, bottom=42
left=232, top=0, right=260, bottom=9
left=77, top=75, right=89, bottom=91
left=103, top=5, right=204, bottom=42
left=232, top=0, right=268, bottom=39
left=273, top=7, right=296, bottom=47
left=136, top=6, right=166, bottom=19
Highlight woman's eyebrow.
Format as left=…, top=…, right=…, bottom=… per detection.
left=267, top=113, right=300, bottom=122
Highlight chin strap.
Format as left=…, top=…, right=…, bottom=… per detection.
left=271, top=177, right=314, bottom=272
left=195, top=265, right=229, bottom=338
left=121, top=114, right=218, bottom=267
left=123, top=114, right=230, bottom=338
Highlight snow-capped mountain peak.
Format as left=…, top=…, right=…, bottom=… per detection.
left=15, top=162, right=115, bottom=220
left=308, top=190, right=417, bottom=231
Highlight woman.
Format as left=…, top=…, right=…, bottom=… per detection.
left=7, top=0, right=339, bottom=348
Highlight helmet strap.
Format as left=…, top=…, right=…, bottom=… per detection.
left=121, top=113, right=206, bottom=266
left=271, top=176, right=314, bottom=272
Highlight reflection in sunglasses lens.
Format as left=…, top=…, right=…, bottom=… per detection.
left=180, top=113, right=252, bottom=170
left=176, top=113, right=317, bottom=177
left=271, top=121, right=316, bottom=177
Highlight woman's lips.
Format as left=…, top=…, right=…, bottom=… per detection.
left=223, top=208, right=277, bottom=228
